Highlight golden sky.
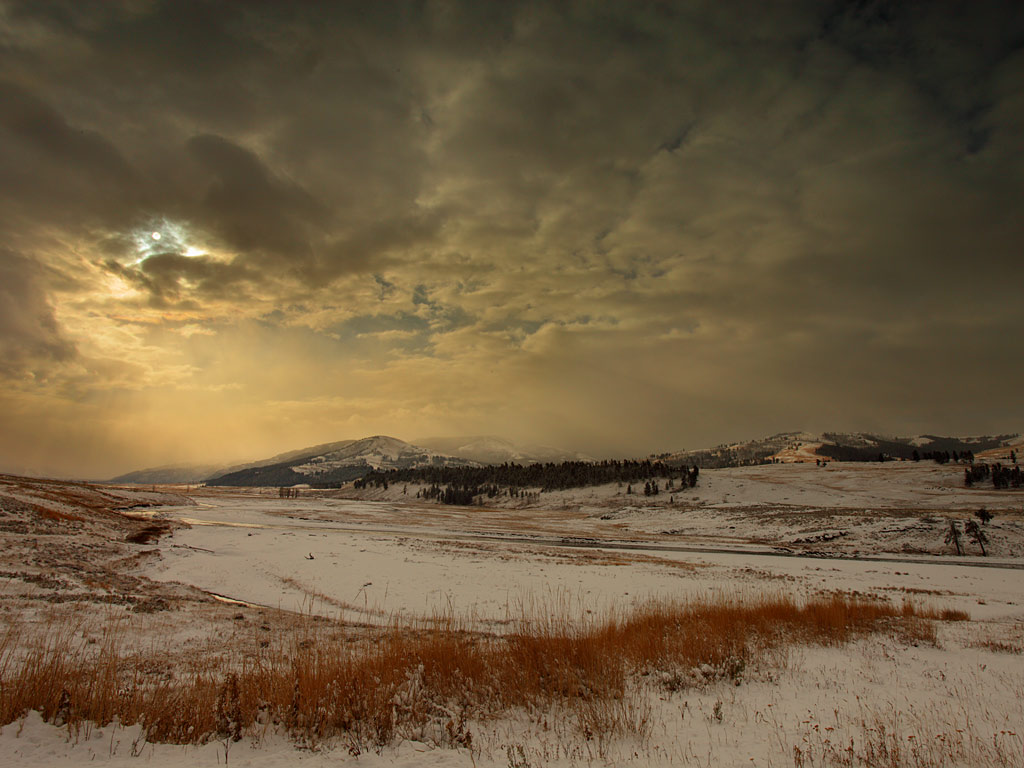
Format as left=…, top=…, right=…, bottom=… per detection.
left=1, top=1, right=1022, bottom=478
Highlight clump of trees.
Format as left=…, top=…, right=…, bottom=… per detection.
left=914, top=449, right=975, bottom=464
left=944, top=509, right=994, bottom=556
left=964, top=463, right=1022, bottom=489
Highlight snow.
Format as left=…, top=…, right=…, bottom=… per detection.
left=415, top=435, right=595, bottom=465
left=143, top=491, right=1023, bottom=625
left=3, top=463, right=1024, bottom=766
left=289, top=435, right=473, bottom=475
left=0, top=712, right=475, bottom=766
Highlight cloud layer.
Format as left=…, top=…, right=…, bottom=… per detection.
left=1, top=0, right=1022, bottom=477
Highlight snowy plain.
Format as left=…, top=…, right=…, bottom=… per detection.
left=2, top=461, right=1023, bottom=766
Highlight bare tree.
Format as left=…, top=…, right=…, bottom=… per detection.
left=944, top=520, right=963, bottom=555
left=964, top=520, right=988, bottom=556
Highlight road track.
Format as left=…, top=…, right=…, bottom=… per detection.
left=167, top=509, right=1024, bottom=571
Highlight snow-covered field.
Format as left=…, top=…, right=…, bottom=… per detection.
left=2, top=462, right=1023, bottom=766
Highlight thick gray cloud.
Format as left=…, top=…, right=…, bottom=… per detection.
left=1, top=0, right=1022, bottom=476
left=0, top=249, right=75, bottom=376
left=186, top=133, right=327, bottom=265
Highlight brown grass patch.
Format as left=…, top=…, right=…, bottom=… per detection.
left=905, top=604, right=970, bottom=622
left=124, top=524, right=170, bottom=544
left=36, top=508, right=85, bottom=523
left=970, top=638, right=1023, bottom=655
left=0, top=595, right=953, bottom=750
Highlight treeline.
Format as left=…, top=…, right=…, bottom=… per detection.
left=209, top=462, right=367, bottom=487
left=673, top=448, right=774, bottom=469
left=816, top=443, right=977, bottom=463
left=815, top=433, right=1016, bottom=463
left=414, top=483, right=530, bottom=505
left=352, top=460, right=699, bottom=504
left=916, top=449, right=975, bottom=464
left=965, top=462, right=1023, bottom=489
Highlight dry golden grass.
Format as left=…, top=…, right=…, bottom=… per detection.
left=36, top=507, right=85, bottom=523
left=0, top=595, right=952, bottom=750
left=908, top=604, right=970, bottom=622
left=792, top=712, right=1024, bottom=768
left=971, top=637, right=1024, bottom=655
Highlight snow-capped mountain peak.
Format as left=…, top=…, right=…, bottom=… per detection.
left=414, top=435, right=594, bottom=465
left=288, top=436, right=474, bottom=475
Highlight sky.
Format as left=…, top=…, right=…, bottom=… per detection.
left=1, top=0, right=1023, bottom=479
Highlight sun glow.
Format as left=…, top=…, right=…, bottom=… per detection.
left=105, top=274, right=139, bottom=299
left=130, top=219, right=209, bottom=264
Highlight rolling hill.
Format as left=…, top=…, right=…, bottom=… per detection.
left=206, top=435, right=476, bottom=487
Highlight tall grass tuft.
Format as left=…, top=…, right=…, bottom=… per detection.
left=0, top=595, right=949, bottom=749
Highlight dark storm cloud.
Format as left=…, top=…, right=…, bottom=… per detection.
left=103, top=252, right=257, bottom=308
left=818, top=0, right=1024, bottom=156
left=186, top=133, right=326, bottom=265
left=0, top=80, right=131, bottom=181
left=1, top=0, right=1023, bottom=475
left=314, top=211, right=447, bottom=283
left=0, top=79, right=141, bottom=233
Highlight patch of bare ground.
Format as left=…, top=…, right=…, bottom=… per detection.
left=0, top=475, right=200, bottom=616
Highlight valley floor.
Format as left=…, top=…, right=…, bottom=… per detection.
left=1, top=462, right=1022, bottom=766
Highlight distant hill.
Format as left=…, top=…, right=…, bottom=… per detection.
left=206, top=435, right=477, bottom=487
left=108, top=439, right=364, bottom=485
left=109, top=463, right=231, bottom=485
left=814, top=433, right=1018, bottom=463
left=661, top=431, right=1020, bottom=467
left=415, top=435, right=595, bottom=465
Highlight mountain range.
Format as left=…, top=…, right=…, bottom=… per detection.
left=109, top=434, right=586, bottom=485
left=414, top=435, right=594, bottom=465
left=109, top=430, right=1021, bottom=485
left=661, top=431, right=1021, bottom=467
